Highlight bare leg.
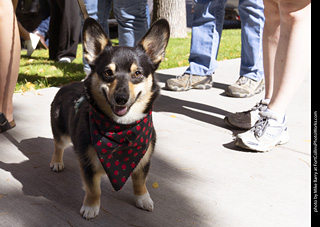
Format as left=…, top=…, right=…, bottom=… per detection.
left=0, top=1, right=21, bottom=123
left=235, top=0, right=311, bottom=151
left=266, top=0, right=311, bottom=115
left=263, top=0, right=280, bottom=101
left=18, top=22, right=31, bottom=41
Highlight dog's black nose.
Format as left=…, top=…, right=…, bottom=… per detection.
left=114, top=94, right=129, bottom=105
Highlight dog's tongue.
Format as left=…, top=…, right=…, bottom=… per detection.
left=114, top=106, right=128, bottom=116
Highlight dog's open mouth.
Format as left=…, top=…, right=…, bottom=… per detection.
left=113, top=106, right=128, bottom=116
left=102, top=88, right=142, bottom=117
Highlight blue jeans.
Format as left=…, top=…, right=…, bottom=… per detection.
left=82, top=0, right=99, bottom=74
left=35, top=17, right=50, bottom=40
left=84, top=0, right=98, bottom=20
left=238, top=0, right=264, bottom=81
left=96, top=0, right=112, bottom=36
left=185, top=0, right=264, bottom=81
left=98, top=0, right=149, bottom=47
left=83, top=0, right=149, bottom=73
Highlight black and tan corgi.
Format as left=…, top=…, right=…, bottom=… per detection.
left=50, top=18, right=170, bottom=219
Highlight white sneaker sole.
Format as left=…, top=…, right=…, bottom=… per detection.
left=235, top=128, right=290, bottom=152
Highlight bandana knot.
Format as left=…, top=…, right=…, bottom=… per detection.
left=89, top=105, right=153, bottom=191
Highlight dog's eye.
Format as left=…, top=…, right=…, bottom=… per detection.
left=104, top=68, right=113, bottom=77
left=133, top=71, right=142, bottom=78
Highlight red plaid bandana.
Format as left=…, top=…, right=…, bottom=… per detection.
left=89, top=105, right=153, bottom=191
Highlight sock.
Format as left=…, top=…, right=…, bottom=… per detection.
left=262, top=109, right=285, bottom=123
left=262, top=98, right=270, bottom=105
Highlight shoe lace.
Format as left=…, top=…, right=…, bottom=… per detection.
left=252, top=116, right=269, bottom=138
left=176, top=74, right=192, bottom=89
left=242, top=100, right=268, bottom=115
left=254, top=100, right=268, bottom=111
left=237, top=76, right=248, bottom=85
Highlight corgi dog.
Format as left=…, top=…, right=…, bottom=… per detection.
left=50, top=17, right=170, bottom=219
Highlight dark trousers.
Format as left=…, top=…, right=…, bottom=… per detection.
left=48, top=0, right=81, bottom=61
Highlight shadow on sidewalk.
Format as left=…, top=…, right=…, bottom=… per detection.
left=0, top=132, right=216, bottom=226
left=154, top=94, right=232, bottom=130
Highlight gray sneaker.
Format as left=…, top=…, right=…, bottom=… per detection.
left=226, top=76, right=264, bottom=98
left=224, top=99, right=269, bottom=129
left=235, top=111, right=290, bottom=152
left=165, top=74, right=212, bottom=91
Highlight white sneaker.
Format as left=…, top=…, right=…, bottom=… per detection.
left=224, top=99, right=269, bottom=129
left=235, top=110, right=290, bottom=152
left=58, top=57, right=72, bottom=63
left=25, top=33, right=40, bottom=56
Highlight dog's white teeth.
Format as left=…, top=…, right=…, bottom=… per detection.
left=114, top=106, right=128, bottom=116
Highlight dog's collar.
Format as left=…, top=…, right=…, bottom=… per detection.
left=89, top=105, right=153, bottom=191
left=74, top=96, right=86, bottom=114
left=73, top=84, right=97, bottom=114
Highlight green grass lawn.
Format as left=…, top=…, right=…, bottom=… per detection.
left=17, top=29, right=241, bottom=92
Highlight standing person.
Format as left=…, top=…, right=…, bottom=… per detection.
left=166, top=0, right=265, bottom=99
left=0, top=0, right=21, bottom=132
left=226, top=0, right=311, bottom=152
left=48, top=0, right=81, bottom=62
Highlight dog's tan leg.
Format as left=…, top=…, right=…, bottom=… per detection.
left=79, top=148, right=104, bottom=220
left=50, top=136, right=70, bottom=172
left=80, top=171, right=102, bottom=220
left=132, top=161, right=154, bottom=211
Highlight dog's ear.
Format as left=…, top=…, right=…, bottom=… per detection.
left=137, top=19, right=170, bottom=67
left=83, top=18, right=112, bottom=64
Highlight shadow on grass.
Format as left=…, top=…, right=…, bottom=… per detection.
left=18, top=55, right=86, bottom=87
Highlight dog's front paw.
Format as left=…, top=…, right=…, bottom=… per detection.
left=134, top=191, right=154, bottom=211
left=50, top=161, right=64, bottom=172
left=80, top=205, right=100, bottom=220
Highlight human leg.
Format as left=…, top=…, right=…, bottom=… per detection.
left=113, top=0, right=148, bottom=47
left=82, top=0, right=99, bottom=76
left=97, top=0, right=113, bottom=36
left=235, top=0, right=311, bottom=151
left=224, top=0, right=279, bottom=127
left=263, top=0, right=280, bottom=101
left=186, top=0, right=227, bottom=76
left=267, top=0, right=311, bottom=115
left=238, top=0, right=265, bottom=82
left=165, top=0, right=227, bottom=91
left=0, top=0, right=21, bottom=130
left=48, top=0, right=81, bottom=62
left=48, top=0, right=61, bottom=60
left=227, top=0, right=265, bottom=98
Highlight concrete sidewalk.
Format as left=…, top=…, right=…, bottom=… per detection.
left=0, top=58, right=311, bottom=227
